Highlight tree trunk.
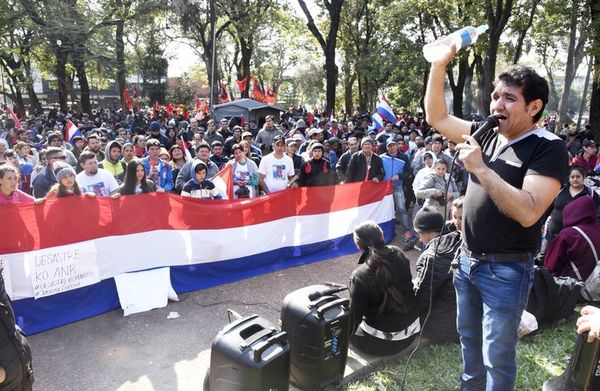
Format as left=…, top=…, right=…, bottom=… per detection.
left=591, top=56, right=600, bottom=140
left=74, top=58, right=91, bottom=114
left=324, top=50, right=338, bottom=115
left=474, top=54, right=485, bottom=116
left=116, top=20, right=127, bottom=110
left=448, top=55, right=468, bottom=119
left=557, top=0, right=583, bottom=127
left=239, top=36, right=252, bottom=99
left=480, top=0, right=514, bottom=116
left=590, top=0, right=600, bottom=139
left=512, top=0, right=540, bottom=64
left=463, top=58, right=477, bottom=118
left=297, top=0, right=342, bottom=116
left=55, top=46, right=69, bottom=112
left=342, top=59, right=356, bottom=115
left=480, top=38, right=500, bottom=116
left=23, top=60, right=42, bottom=114
left=576, top=56, right=592, bottom=131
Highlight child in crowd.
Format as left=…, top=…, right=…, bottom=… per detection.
left=47, top=163, right=92, bottom=198
left=181, top=161, right=222, bottom=199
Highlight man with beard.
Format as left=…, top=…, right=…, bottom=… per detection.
left=84, top=133, right=105, bottom=162
left=76, top=151, right=119, bottom=196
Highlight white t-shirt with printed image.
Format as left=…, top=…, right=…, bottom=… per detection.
left=258, top=153, right=295, bottom=193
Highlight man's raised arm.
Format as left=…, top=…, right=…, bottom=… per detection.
left=424, top=45, right=472, bottom=144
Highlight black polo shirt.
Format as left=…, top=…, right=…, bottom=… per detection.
left=463, top=125, right=569, bottom=254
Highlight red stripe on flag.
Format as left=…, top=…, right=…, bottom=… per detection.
left=0, top=182, right=392, bottom=253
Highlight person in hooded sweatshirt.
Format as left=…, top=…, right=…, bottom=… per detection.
left=99, top=140, right=126, bottom=183
left=413, top=206, right=462, bottom=345
left=544, top=196, right=600, bottom=281
left=180, top=161, right=222, bottom=199
left=297, top=143, right=337, bottom=187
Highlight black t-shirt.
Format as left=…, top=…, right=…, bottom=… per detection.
left=463, top=124, right=569, bottom=253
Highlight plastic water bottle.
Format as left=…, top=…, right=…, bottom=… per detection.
left=423, top=25, right=488, bottom=63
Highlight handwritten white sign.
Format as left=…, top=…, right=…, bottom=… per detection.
left=0, top=258, right=13, bottom=299
left=26, top=242, right=100, bottom=299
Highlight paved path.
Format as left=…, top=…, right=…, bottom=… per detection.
left=27, top=234, right=419, bottom=391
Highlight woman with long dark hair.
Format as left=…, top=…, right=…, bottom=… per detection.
left=164, top=127, right=178, bottom=150
left=47, top=163, right=86, bottom=198
left=112, top=159, right=159, bottom=196
left=348, top=221, right=420, bottom=356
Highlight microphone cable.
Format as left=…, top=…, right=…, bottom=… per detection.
left=399, top=151, right=458, bottom=390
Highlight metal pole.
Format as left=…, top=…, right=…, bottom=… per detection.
left=209, top=0, right=217, bottom=108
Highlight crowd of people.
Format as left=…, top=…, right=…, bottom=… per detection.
left=0, top=104, right=597, bottom=254
left=0, top=87, right=598, bottom=389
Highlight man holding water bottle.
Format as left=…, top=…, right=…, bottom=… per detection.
left=424, top=39, right=569, bottom=390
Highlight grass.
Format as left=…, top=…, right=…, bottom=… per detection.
left=347, top=317, right=578, bottom=391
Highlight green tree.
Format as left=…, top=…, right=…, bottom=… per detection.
left=297, top=0, right=344, bottom=115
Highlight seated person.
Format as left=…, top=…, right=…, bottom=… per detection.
left=348, top=221, right=420, bottom=356
left=544, top=196, right=600, bottom=281
left=181, top=161, right=222, bottom=199
left=412, top=206, right=461, bottom=345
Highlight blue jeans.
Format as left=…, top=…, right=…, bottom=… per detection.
left=454, top=251, right=533, bottom=391
left=393, top=186, right=411, bottom=233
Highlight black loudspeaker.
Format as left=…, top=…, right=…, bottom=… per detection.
left=543, top=333, right=600, bottom=390
left=206, top=314, right=290, bottom=391
left=281, top=285, right=350, bottom=390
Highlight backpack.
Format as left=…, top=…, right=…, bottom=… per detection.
left=569, top=226, right=600, bottom=301
left=526, top=266, right=583, bottom=326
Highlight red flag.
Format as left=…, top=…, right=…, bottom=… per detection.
left=240, top=114, right=246, bottom=126
left=178, top=136, right=192, bottom=161
left=199, top=98, right=208, bottom=114
left=252, top=77, right=266, bottom=103
left=211, top=163, right=233, bottom=200
left=166, top=103, right=174, bottom=117
left=236, top=76, right=248, bottom=96
left=219, top=83, right=230, bottom=104
left=194, top=95, right=201, bottom=111
left=122, top=83, right=133, bottom=110
left=265, top=85, right=277, bottom=104
left=6, top=107, right=22, bottom=129
left=307, top=112, right=314, bottom=127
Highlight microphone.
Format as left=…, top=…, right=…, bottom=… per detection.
left=471, top=115, right=500, bottom=143
left=308, top=287, right=347, bottom=301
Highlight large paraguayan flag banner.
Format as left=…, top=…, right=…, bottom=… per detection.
left=0, top=182, right=395, bottom=334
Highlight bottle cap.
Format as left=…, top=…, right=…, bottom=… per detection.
left=476, top=25, right=489, bottom=34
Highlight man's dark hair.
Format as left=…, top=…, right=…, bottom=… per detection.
left=145, top=139, right=160, bottom=149
left=45, top=146, right=64, bottom=163
left=497, top=65, right=548, bottom=123
left=47, top=132, right=63, bottom=144
left=79, top=150, right=96, bottom=165
left=195, top=142, right=211, bottom=152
